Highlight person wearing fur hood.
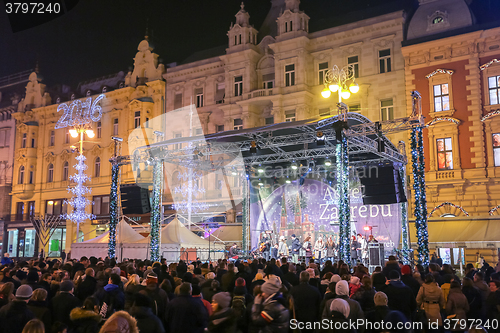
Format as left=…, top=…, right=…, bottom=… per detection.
left=98, top=311, right=138, bottom=333
left=69, top=296, right=102, bottom=333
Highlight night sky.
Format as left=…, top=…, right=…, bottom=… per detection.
left=0, top=0, right=415, bottom=88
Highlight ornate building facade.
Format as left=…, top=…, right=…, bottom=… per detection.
left=403, top=0, right=500, bottom=264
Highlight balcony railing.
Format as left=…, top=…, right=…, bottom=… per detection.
left=246, top=88, right=274, bottom=100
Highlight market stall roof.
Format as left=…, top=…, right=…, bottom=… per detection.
left=79, top=218, right=145, bottom=244
left=137, top=218, right=225, bottom=249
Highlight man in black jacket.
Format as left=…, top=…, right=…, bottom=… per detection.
left=382, top=270, right=417, bottom=322
left=291, top=234, right=301, bottom=264
left=50, top=280, right=82, bottom=326
left=76, top=267, right=97, bottom=301
left=0, top=285, right=35, bottom=333
left=94, top=273, right=125, bottom=318
left=142, top=272, right=169, bottom=326
left=290, top=271, right=322, bottom=333
left=165, top=282, right=208, bottom=333
left=129, top=293, right=165, bottom=333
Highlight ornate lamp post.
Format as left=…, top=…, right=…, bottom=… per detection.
left=321, top=65, right=359, bottom=265
left=66, top=124, right=95, bottom=244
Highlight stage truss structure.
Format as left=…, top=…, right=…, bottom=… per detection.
left=110, top=91, right=429, bottom=265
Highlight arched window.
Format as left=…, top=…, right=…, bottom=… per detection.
left=94, top=157, right=100, bottom=177
left=21, top=133, right=27, bottom=148
left=62, top=161, right=69, bottom=181
left=47, top=164, right=54, bottom=182
left=18, top=166, right=24, bottom=184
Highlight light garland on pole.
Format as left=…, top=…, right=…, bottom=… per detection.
left=399, top=165, right=412, bottom=265
left=410, top=127, right=429, bottom=265
left=150, top=159, right=163, bottom=261
left=108, top=163, right=119, bottom=259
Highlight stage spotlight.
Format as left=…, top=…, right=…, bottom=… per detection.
left=325, top=157, right=331, bottom=167
left=291, top=161, right=298, bottom=170
left=285, top=178, right=291, bottom=184
left=258, top=179, right=264, bottom=186
left=316, top=131, right=325, bottom=146
left=378, top=138, right=385, bottom=153
left=363, top=226, right=372, bottom=231
left=250, top=141, right=257, bottom=154
left=258, top=164, right=264, bottom=173
left=231, top=168, right=238, bottom=176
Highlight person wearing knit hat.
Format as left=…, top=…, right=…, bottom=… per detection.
left=365, top=291, right=391, bottom=330
left=50, top=279, right=82, bottom=326
left=250, top=273, right=265, bottom=295
left=322, top=279, right=364, bottom=323
left=0, top=284, right=35, bottom=333
left=251, top=280, right=289, bottom=332
left=330, top=274, right=341, bottom=283
left=400, top=265, right=421, bottom=297
left=235, top=277, right=246, bottom=287
left=209, top=292, right=235, bottom=332
left=374, top=291, right=388, bottom=306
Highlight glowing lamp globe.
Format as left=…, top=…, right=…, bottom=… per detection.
left=321, top=87, right=331, bottom=99
left=341, top=90, right=351, bottom=99
left=349, top=82, right=360, bottom=94
left=328, top=83, right=339, bottom=93
left=69, top=129, right=78, bottom=138
left=86, top=129, right=95, bottom=138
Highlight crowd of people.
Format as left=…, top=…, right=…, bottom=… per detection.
left=0, top=254, right=499, bottom=333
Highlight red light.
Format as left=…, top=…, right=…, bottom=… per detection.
left=363, top=226, right=371, bottom=231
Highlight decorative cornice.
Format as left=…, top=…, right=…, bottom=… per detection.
left=480, top=59, right=500, bottom=71
left=426, top=117, right=460, bottom=127
left=425, top=69, right=454, bottom=79
left=481, top=109, right=500, bottom=122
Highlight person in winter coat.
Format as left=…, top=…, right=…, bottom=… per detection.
left=382, top=256, right=401, bottom=279
left=372, top=272, right=387, bottom=292
left=50, top=280, right=82, bottom=327
left=352, top=276, right=376, bottom=313
left=446, top=281, right=470, bottom=332
left=165, top=282, right=208, bottom=333
left=94, top=273, right=124, bottom=319
left=278, top=236, right=288, bottom=260
left=322, top=280, right=365, bottom=332
left=98, top=310, right=138, bottom=333
left=251, top=280, right=289, bottom=333
left=0, top=281, right=15, bottom=308
left=314, top=236, right=325, bottom=263
left=462, top=277, right=482, bottom=320
left=327, top=298, right=355, bottom=333
left=76, top=268, right=97, bottom=302
left=416, top=273, right=445, bottom=328
left=289, top=271, right=322, bottom=333
left=140, top=272, right=168, bottom=325
left=326, top=237, right=335, bottom=262
left=1, top=253, right=12, bottom=266
left=350, top=236, right=360, bottom=267
left=383, top=270, right=417, bottom=322
left=208, top=292, right=236, bottom=333
left=290, top=234, right=301, bottom=264
left=303, top=236, right=313, bottom=264
left=365, top=292, right=391, bottom=333
left=400, top=265, right=421, bottom=297
left=128, top=293, right=165, bottom=333
left=486, top=280, right=500, bottom=325
left=69, top=296, right=102, bottom=333
left=0, top=285, right=35, bottom=333
left=474, top=272, right=490, bottom=320
left=349, top=276, right=362, bottom=298
left=27, top=288, right=51, bottom=331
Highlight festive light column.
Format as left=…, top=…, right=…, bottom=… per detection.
left=65, top=125, right=95, bottom=243
left=399, top=165, right=412, bottom=265
left=108, top=163, right=120, bottom=259
left=411, top=126, right=429, bottom=265
left=150, top=158, right=163, bottom=261
left=242, top=173, right=250, bottom=254
left=322, top=65, right=359, bottom=265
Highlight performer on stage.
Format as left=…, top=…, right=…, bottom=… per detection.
left=368, top=234, right=378, bottom=243
left=278, top=236, right=288, bottom=260
left=359, top=234, right=368, bottom=265
left=291, top=234, right=301, bottom=264
left=350, top=235, right=360, bottom=267
left=314, top=236, right=325, bottom=264
left=229, top=243, right=239, bottom=262
left=326, top=236, right=335, bottom=262
left=271, top=243, right=279, bottom=260
left=303, top=236, right=312, bottom=264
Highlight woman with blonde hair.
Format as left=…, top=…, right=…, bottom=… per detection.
left=124, top=274, right=141, bottom=311
left=73, top=271, right=85, bottom=287
left=27, top=288, right=51, bottom=330
left=0, top=281, right=15, bottom=308
left=22, top=319, right=45, bottom=333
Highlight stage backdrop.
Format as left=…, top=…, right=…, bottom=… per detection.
left=250, top=179, right=401, bottom=253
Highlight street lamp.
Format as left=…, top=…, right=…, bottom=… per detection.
left=321, top=65, right=359, bottom=110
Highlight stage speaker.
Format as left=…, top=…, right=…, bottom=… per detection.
left=120, top=185, right=151, bottom=215
left=368, top=242, right=385, bottom=273
left=359, top=164, right=407, bottom=204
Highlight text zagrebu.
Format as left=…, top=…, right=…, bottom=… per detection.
left=55, top=94, right=105, bottom=129
left=320, top=187, right=393, bottom=222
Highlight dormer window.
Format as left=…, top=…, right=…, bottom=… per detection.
left=427, top=10, right=450, bottom=32
left=56, top=97, right=61, bottom=103
left=102, top=86, right=107, bottom=93
left=71, top=94, right=75, bottom=100
left=433, top=16, right=444, bottom=24
left=86, top=90, right=91, bottom=97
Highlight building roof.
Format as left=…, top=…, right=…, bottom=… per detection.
left=180, top=45, right=227, bottom=65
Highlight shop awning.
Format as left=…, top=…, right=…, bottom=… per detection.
left=409, top=219, right=500, bottom=248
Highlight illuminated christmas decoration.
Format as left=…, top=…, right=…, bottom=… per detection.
left=399, top=166, right=412, bottom=265
left=55, top=94, right=105, bottom=129
left=481, top=109, right=500, bottom=122
left=410, top=127, right=429, bottom=265
left=480, top=59, right=500, bottom=71
left=64, top=154, right=94, bottom=241
left=336, top=133, right=351, bottom=264
left=425, top=69, right=454, bottom=79
left=428, top=202, right=470, bottom=217
left=172, top=170, right=209, bottom=214
left=489, top=205, right=500, bottom=216
left=108, top=164, right=119, bottom=259
left=426, top=117, right=460, bottom=127
left=150, top=159, right=163, bottom=261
